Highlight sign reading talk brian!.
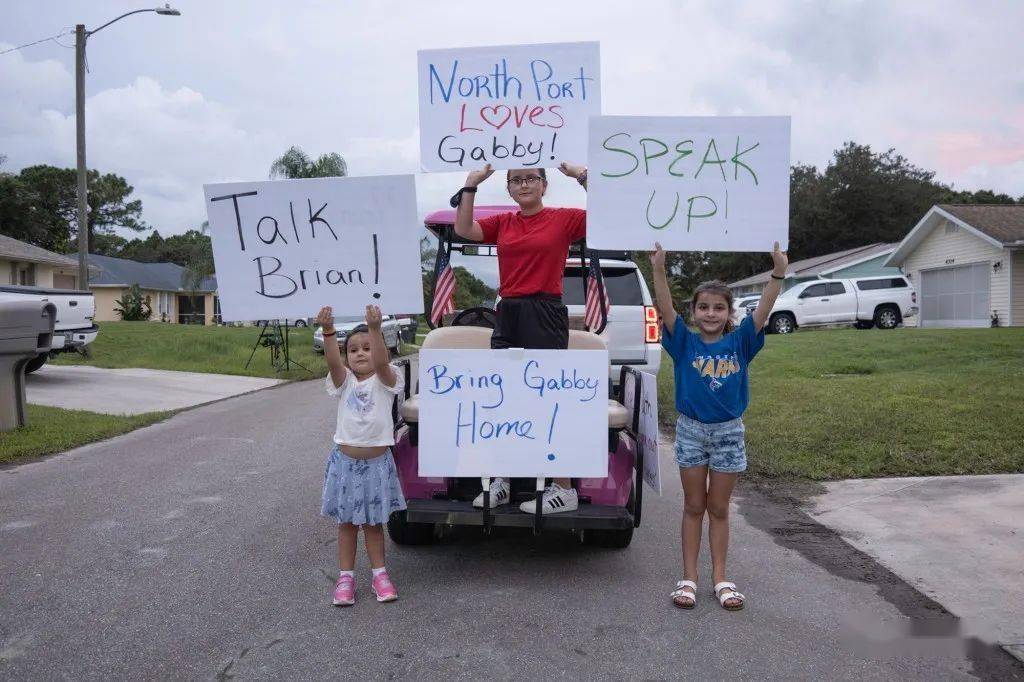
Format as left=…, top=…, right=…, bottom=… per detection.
left=587, top=116, right=791, bottom=252
left=418, top=348, right=609, bottom=478
left=203, top=175, right=423, bottom=322
left=418, top=41, right=600, bottom=171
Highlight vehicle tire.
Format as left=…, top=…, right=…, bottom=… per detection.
left=874, top=305, right=900, bottom=330
left=386, top=511, right=436, bottom=545
left=854, top=320, right=874, bottom=330
left=293, top=319, right=307, bottom=328
left=770, top=312, right=796, bottom=334
left=23, top=353, right=47, bottom=374
left=584, top=485, right=635, bottom=548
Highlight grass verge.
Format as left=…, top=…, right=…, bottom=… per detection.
left=0, top=405, right=169, bottom=464
left=656, top=327, right=1024, bottom=480
left=52, top=322, right=327, bottom=380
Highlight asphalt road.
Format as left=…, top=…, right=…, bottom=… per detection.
left=1, top=377, right=1021, bottom=680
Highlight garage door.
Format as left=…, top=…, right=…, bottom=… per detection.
left=919, top=263, right=990, bottom=328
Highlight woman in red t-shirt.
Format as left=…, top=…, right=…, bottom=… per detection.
left=453, top=162, right=588, bottom=515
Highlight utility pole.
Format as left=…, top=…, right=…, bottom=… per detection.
left=75, top=24, right=88, bottom=290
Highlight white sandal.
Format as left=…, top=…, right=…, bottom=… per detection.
left=713, top=581, right=745, bottom=611
left=670, top=580, right=697, bottom=609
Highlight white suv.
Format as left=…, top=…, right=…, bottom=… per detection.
left=560, top=258, right=662, bottom=389
left=767, top=275, right=918, bottom=334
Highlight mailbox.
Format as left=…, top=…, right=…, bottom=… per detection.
left=0, top=301, right=57, bottom=430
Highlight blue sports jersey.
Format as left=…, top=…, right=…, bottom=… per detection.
left=661, top=314, right=765, bottom=423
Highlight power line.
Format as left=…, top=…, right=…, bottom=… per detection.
left=0, top=29, right=75, bottom=56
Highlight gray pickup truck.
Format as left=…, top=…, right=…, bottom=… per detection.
left=0, top=285, right=99, bottom=373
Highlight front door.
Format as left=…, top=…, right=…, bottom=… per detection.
left=796, top=282, right=831, bottom=323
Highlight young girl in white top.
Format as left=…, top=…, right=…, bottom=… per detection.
left=316, top=304, right=406, bottom=606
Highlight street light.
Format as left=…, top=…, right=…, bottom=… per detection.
left=75, top=5, right=181, bottom=289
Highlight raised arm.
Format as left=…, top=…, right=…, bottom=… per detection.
left=453, top=164, right=495, bottom=242
left=315, top=306, right=347, bottom=389
left=558, top=162, right=588, bottom=192
left=649, top=242, right=677, bottom=327
left=752, top=242, right=789, bottom=332
left=365, top=304, right=397, bottom=388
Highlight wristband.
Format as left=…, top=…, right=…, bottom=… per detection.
left=771, top=274, right=785, bottom=280
left=577, top=170, right=588, bottom=186
left=322, top=330, right=336, bottom=337
left=449, top=185, right=478, bottom=208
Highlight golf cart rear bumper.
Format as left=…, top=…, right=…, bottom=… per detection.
left=405, top=498, right=634, bottom=530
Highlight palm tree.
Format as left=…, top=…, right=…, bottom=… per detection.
left=269, top=146, right=348, bottom=179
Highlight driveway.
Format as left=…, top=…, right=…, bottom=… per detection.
left=806, top=474, right=1024, bottom=662
left=26, top=365, right=284, bottom=415
left=2, top=378, right=1021, bottom=679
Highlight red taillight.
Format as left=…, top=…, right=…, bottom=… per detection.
left=644, top=306, right=661, bottom=343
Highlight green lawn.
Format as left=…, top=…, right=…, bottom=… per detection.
left=656, top=327, right=1024, bottom=480
left=0, top=405, right=169, bottom=464
left=52, top=322, right=328, bottom=380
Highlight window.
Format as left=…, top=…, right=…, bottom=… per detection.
left=856, top=278, right=909, bottom=291
left=826, top=282, right=847, bottom=295
left=799, top=283, right=829, bottom=299
left=562, top=267, right=644, bottom=305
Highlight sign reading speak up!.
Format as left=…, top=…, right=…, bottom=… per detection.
left=587, top=116, right=791, bottom=252
left=418, top=348, right=609, bottom=478
left=203, top=175, right=423, bottom=322
left=418, top=41, right=600, bottom=172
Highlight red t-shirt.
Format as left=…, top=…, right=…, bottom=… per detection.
left=478, top=207, right=586, bottom=298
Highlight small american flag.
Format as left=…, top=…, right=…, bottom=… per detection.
left=584, top=256, right=610, bottom=331
left=430, top=243, right=456, bottom=325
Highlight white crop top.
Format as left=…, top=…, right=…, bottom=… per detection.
left=326, top=366, right=405, bottom=447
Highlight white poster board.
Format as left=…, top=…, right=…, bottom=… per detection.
left=418, top=349, right=609, bottom=477
left=587, top=116, right=790, bottom=251
left=202, top=175, right=423, bottom=322
left=621, top=369, right=661, bottom=494
left=418, top=42, right=601, bottom=172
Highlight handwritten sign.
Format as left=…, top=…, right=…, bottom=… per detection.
left=621, top=370, right=661, bottom=494
left=202, top=175, right=423, bottom=322
left=418, top=42, right=601, bottom=172
left=418, top=349, right=609, bottom=477
left=587, top=116, right=790, bottom=251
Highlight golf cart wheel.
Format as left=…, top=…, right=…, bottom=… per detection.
left=854, top=320, right=874, bottom=330
left=770, top=312, right=796, bottom=334
left=874, top=305, right=900, bottom=329
left=584, top=485, right=634, bottom=548
left=23, top=353, right=47, bottom=374
left=387, top=511, right=436, bottom=545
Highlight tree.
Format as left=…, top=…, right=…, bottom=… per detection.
left=180, top=222, right=215, bottom=292
left=269, top=146, right=348, bottom=179
left=3, top=165, right=145, bottom=253
left=421, top=265, right=496, bottom=314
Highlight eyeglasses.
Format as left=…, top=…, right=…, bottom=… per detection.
left=507, top=175, right=543, bottom=187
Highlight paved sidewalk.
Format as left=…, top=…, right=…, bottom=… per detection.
left=806, top=474, right=1024, bottom=659
left=26, top=365, right=284, bottom=415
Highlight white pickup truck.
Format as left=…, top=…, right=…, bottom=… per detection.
left=0, top=285, right=99, bottom=372
left=766, top=275, right=918, bottom=334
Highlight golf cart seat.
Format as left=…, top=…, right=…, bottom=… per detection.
left=399, top=326, right=630, bottom=429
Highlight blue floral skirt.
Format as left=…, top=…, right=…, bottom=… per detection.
left=321, top=446, right=407, bottom=525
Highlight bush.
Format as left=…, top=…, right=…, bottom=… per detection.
left=114, top=284, right=152, bottom=321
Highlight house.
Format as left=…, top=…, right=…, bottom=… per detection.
left=87, top=254, right=219, bottom=325
left=885, top=204, right=1024, bottom=328
left=0, top=234, right=88, bottom=289
left=728, top=242, right=901, bottom=297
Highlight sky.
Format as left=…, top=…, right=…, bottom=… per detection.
left=2, top=1, right=1023, bottom=286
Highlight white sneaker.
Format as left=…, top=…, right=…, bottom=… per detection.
left=472, top=479, right=511, bottom=508
left=519, top=484, right=578, bottom=515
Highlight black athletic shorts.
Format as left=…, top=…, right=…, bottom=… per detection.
left=490, top=294, right=568, bottom=350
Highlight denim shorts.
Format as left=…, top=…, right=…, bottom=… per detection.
left=674, top=414, right=747, bottom=473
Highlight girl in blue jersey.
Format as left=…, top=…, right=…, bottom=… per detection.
left=650, top=241, right=788, bottom=611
